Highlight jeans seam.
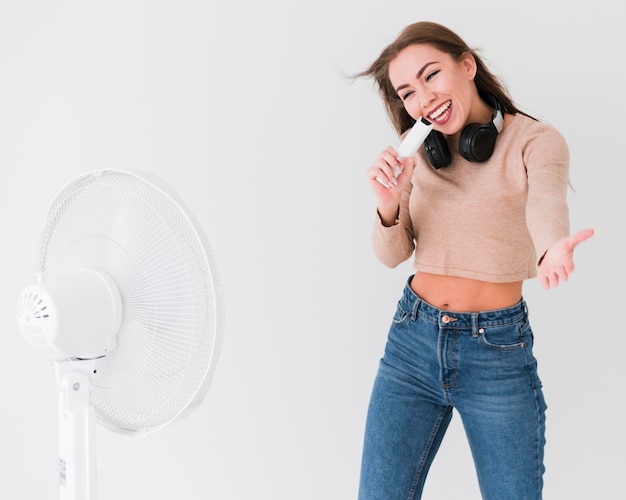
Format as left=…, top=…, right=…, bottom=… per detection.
left=530, top=365, right=545, bottom=500
left=524, top=340, right=545, bottom=499
left=408, top=406, right=450, bottom=500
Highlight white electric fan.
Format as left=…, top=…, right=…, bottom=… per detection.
left=16, top=169, right=224, bottom=500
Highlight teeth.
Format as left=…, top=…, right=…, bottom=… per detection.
left=429, top=101, right=451, bottom=120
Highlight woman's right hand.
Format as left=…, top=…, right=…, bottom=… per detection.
left=367, top=146, right=415, bottom=225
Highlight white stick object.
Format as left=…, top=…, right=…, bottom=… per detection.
left=376, top=118, right=433, bottom=187
left=396, top=117, right=433, bottom=159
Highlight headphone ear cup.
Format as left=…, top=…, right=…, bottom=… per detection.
left=458, top=122, right=499, bottom=162
left=424, top=131, right=451, bottom=169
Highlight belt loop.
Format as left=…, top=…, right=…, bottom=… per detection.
left=411, top=296, right=420, bottom=321
left=471, top=312, right=479, bottom=335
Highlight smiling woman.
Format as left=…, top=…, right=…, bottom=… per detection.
left=354, top=21, right=594, bottom=500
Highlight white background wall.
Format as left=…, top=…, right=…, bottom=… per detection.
left=1, top=1, right=623, bottom=498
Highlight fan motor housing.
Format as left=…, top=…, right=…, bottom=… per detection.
left=17, top=269, right=123, bottom=360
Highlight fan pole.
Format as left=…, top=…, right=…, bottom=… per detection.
left=55, top=360, right=98, bottom=500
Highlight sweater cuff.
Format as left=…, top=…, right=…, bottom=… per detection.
left=373, top=209, right=406, bottom=245
left=376, top=208, right=399, bottom=227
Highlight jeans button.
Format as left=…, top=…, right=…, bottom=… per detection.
left=442, top=315, right=451, bottom=324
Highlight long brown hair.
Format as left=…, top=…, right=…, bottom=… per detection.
left=356, top=21, right=530, bottom=136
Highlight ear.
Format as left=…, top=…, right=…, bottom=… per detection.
left=461, top=52, right=477, bottom=80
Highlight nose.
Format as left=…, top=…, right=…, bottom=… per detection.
left=420, top=88, right=436, bottom=110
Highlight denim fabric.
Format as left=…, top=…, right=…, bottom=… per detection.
left=359, top=276, right=546, bottom=500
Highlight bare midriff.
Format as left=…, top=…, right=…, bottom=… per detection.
left=410, top=272, right=523, bottom=312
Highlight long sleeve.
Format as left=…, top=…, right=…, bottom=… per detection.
left=523, top=124, right=570, bottom=261
left=371, top=182, right=415, bottom=268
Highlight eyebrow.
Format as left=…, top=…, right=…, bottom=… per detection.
left=394, top=61, right=438, bottom=93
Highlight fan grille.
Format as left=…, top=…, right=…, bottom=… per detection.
left=35, top=170, right=223, bottom=433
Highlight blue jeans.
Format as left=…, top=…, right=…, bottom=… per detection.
left=359, top=277, right=546, bottom=499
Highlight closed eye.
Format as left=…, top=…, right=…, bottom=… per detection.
left=425, top=70, right=440, bottom=81
left=400, top=90, right=414, bottom=101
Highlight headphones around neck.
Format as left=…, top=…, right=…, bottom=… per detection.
left=423, top=93, right=504, bottom=169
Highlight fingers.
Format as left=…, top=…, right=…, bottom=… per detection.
left=540, top=263, right=573, bottom=290
left=368, top=147, right=411, bottom=190
left=370, top=165, right=402, bottom=188
left=540, top=274, right=552, bottom=290
left=539, top=228, right=593, bottom=291
left=540, top=270, right=562, bottom=290
left=569, top=227, right=595, bottom=248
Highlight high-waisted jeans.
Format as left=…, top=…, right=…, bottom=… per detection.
left=359, top=276, right=546, bottom=500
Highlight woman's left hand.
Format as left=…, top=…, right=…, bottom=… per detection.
left=538, top=228, right=595, bottom=290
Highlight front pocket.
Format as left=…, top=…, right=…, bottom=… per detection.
left=478, top=323, right=525, bottom=351
left=391, top=302, right=410, bottom=325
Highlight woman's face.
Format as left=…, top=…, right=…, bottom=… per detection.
left=388, top=43, right=479, bottom=138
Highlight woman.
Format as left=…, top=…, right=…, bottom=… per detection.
left=356, top=21, right=594, bottom=499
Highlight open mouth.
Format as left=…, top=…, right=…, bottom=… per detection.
left=428, top=100, right=451, bottom=123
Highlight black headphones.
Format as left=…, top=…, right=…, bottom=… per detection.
left=423, top=93, right=504, bottom=169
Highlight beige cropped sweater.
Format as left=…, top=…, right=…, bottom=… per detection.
left=372, top=113, right=570, bottom=283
